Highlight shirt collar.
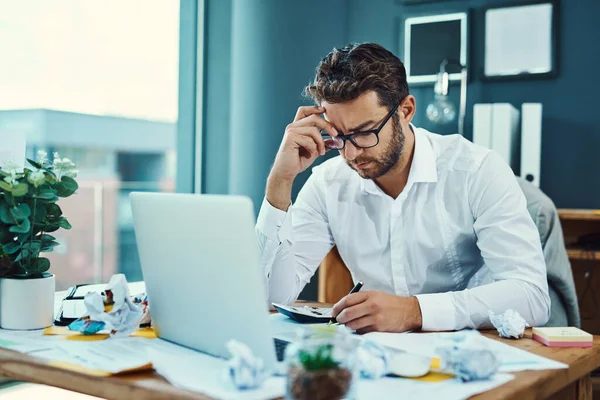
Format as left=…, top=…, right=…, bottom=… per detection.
left=359, top=125, right=438, bottom=196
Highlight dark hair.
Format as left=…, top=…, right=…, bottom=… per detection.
left=304, top=43, right=409, bottom=111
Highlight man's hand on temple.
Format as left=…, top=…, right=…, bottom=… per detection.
left=331, top=291, right=423, bottom=334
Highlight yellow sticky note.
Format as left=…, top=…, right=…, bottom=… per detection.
left=65, top=334, right=110, bottom=341
left=44, top=326, right=79, bottom=336
left=44, top=325, right=156, bottom=340
left=411, top=371, right=455, bottom=382
left=48, top=361, right=112, bottom=377
left=131, top=327, right=157, bottom=339
left=402, top=356, right=453, bottom=383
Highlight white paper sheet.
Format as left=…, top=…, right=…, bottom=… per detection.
left=364, top=331, right=567, bottom=372
left=52, top=338, right=152, bottom=373
left=0, top=334, right=54, bottom=353
left=148, top=339, right=285, bottom=400
left=0, top=328, right=152, bottom=374
left=148, top=333, right=512, bottom=400
left=61, top=299, right=88, bottom=319
left=357, top=373, right=514, bottom=400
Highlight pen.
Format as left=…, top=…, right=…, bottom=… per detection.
left=328, top=281, right=363, bottom=325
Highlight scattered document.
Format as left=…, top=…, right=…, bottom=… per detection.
left=0, top=336, right=53, bottom=354
left=357, top=373, right=514, bottom=400
left=148, top=339, right=285, bottom=400
left=0, top=329, right=152, bottom=375
left=51, top=337, right=153, bottom=374
left=364, top=331, right=567, bottom=372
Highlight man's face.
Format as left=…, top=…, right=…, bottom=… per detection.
left=322, top=91, right=406, bottom=180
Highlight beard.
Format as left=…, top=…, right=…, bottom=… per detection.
left=347, top=116, right=405, bottom=179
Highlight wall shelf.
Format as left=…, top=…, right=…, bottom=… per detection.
left=559, top=209, right=600, bottom=335
left=559, top=209, right=600, bottom=221
left=566, top=248, right=600, bottom=261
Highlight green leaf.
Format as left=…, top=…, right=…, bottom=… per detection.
left=46, top=203, right=62, bottom=218
left=0, top=181, right=13, bottom=192
left=55, top=176, right=78, bottom=197
left=10, top=203, right=31, bottom=221
left=14, top=249, right=29, bottom=262
left=0, top=170, right=8, bottom=177
left=34, top=257, right=50, bottom=273
left=3, top=192, right=15, bottom=206
left=33, top=202, right=47, bottom=223
left=27, top=159, right=42, bottom=169
left=16, top=232, right=30, bottom=244
left=44, top=224, right=60, bottom=233
left=22, top=240, right=41, bottom=253
left=9, top=218, right=31, bottom=234
left=40, top=240, right=60, bottom=252
left=36, top=189, right=57, bottom=198
left=11, top=183, right=29, bottom=197
left=40, top=234, right=56, bottom=242
left=2, top=242, right=21, bottom=255
left=0, top=205, right=14, bottom=224
left=58, top=217, right=72, bottom=230
left=35, top=190, right=58, bottom=202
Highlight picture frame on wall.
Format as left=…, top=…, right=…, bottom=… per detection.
left=481, top=0, right=559, bottom=81
left=403, top=12, right=468, bottom=84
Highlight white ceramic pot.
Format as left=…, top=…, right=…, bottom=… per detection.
left=0, top=274, right=55, bottom=330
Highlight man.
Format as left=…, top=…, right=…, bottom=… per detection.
left=256, top=43, right=550, bottom=333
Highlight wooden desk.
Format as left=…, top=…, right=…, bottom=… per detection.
left=0, top=310, right=599, bottom=399
left=558, top=209, right=600, bottom=336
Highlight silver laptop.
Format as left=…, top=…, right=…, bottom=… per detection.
left=130, top=192, right=279, bottom=370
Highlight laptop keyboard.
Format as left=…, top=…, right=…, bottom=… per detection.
left=274, top=338, right=290, bottom=362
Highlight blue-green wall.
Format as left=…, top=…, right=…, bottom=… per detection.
left=347, top=0, right=600, bottom=209
left=199, top=0, right=600, bottom=300
left=202, top=0, right=232, bottom=195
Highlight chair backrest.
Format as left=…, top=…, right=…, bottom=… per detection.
left=318, top=246, right=352, bottom=303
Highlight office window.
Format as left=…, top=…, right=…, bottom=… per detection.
left=0, top=0, right=180, bottom=289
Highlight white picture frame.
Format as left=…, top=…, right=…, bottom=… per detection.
left=403, top=12, right=468, bottom=84
left=482, top=1, right=558, bottom=81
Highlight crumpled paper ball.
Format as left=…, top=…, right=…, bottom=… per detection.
left=358, top=339, right=389, bottom=379
left=224, top=339, right=268, bottom=390
left=132, top=293, right=151, bottom=326
left=74, top=274, right=144, bottom=337
left=489, top=309, right=529, bottom=339
left=436, top=332, right=499, bottom=382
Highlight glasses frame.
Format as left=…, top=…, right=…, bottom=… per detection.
left=322, top=100, right=402, bottom=150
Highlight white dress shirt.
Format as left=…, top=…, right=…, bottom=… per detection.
left=256, top=127, right=550, bottom=331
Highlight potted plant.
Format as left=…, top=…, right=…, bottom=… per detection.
left=286, top=337, right=356, bottom=400
left=0, top=151, right=78, bottom=329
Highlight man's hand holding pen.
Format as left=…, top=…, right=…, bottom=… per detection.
left=330, top=291, right=423, bottom=334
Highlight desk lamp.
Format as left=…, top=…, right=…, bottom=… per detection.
left=425, top=59, right=467, bottom=135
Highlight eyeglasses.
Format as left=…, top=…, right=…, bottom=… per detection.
left=321, top=100, right=402, bottom=150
